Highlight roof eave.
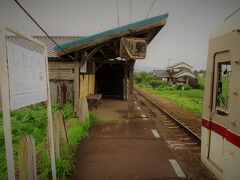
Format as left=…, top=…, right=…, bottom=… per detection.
left=54, top=13, right=168, bottom=56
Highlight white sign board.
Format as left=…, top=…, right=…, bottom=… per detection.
left=6, top=42, right=47, bottom=110
left=0, top=27, right=56, bottom=180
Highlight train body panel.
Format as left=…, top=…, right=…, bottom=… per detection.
left=201, top=11, right=240, bottom=180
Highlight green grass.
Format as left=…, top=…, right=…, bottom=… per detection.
left=134, top=72, right=205, bottom=114
left=136, top=83, right=204, bottom=114
left=56, top=158, right=72, bottom=179
left=0, top=104, right=49, bottom=179
left=68, top=113, right=97, bottom=152
left=0, top=102, right=96, bottom=179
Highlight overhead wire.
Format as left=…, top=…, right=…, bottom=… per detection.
left=129, top=0, right=132, bottom=27
left=168, top=0, right=209, bottom=33
left=224, top=7, right=240, bottom=21
left=13, top=0, right=75, bottom=60
left=116, top=0, right=120, bottom=27
left=146, top=0, right=156, bottom=18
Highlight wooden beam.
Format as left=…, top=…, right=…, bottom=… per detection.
left=99, top=49, right=107, bottom=58
left=95, top=58, right=125, bottom=72
left=128, top=60, right=135, bottom=118
left=95, top=59, right=108, bottom=72
left=79, top=44, right=104, bottom=68
left=146, top=28, right=161, bottom=44
left=123, top=62, right=128, bottom=100
left=74, top=52, right=80, bottom=113
left=92, top=61, right=96, bottom=74
left=105, top=43, right=117, bottom=54
left=113, top=41, right=119, bottom=56
left=145, top=30, right=155, bottom=43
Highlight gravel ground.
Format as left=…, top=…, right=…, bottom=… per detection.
left=135, top=87, right=202, bottom=137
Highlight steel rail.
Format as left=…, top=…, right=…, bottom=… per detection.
left=134, top=88, right=201, bottom=144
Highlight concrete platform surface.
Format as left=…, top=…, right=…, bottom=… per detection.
left=91, top=98, right=128, bottom=122
left=71, top=99, right=184, bottom=179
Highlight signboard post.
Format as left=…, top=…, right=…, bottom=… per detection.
left=0, top=27, right=56, bottom=180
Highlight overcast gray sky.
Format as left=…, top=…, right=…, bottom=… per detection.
left=1, top=0, right=240, bottom=71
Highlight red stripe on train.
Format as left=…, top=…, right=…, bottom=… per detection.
left=202, top=118, right=240, bottom=148
left=202, top=118, right=210, bottom=129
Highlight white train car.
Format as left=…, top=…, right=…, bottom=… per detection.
left=201, top=11, right=240, bottom=180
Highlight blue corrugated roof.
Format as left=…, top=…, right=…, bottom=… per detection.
left=54, top=13, right=168, bottom=52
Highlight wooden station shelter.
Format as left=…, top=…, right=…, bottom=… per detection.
left=53, top=13, right=168, bottom=116
left=0, top=13, right=168, bottom=114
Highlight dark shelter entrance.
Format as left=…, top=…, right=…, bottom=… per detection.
left=96, top=63, right=124, bottom=99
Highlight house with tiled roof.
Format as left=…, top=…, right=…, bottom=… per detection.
left=153, top=62, right=198, bottom=88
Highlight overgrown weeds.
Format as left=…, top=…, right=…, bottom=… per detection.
left=0, top=102, right=96, bottom=179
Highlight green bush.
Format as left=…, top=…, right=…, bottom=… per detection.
left=175, top=84, right=192, bottom=90
left=134, top=74, right=143, bottom=83
left=197, top=83, right=205, bottom=90
left=149, top=80, right=168, bottom=89
left=52, top=102, right=76, bottom=120
left=149, top=80, right=160, bottom=89
left=197, top=76, right=205, bottom=90
left=62, top=102, right=76, bottom=120
left=134, top=71, right=154, bottom=84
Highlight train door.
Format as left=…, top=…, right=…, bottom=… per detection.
left=208, top=51, right=231, bottom=171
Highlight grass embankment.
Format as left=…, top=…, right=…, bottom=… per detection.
left=135, top=72, right=205, bottom=114
left=0, top=102, right=97, bottom=179
left=136, top=84, right=203, bottom=114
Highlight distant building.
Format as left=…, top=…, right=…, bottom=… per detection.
left=153, top=62, right=198, bottom=88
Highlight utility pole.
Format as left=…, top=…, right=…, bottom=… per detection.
left=168, top=57, right=172, bottom=66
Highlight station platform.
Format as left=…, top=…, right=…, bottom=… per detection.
left=71, top=99, right=185, bottom=179
left=90, top=98, right=128, bottom=122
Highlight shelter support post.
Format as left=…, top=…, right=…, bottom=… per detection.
left=123, top=62, right=128, bottom=100
left=74, top=53, right=80, bottom=113
left=128, top=60, right=135, bottom=118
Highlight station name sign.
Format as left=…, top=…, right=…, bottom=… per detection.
left=6, top=42, right=47, bottom=110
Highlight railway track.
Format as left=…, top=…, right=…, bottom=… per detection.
left=134, top=88, right=201, bottom=155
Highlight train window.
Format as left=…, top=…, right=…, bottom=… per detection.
left=216, top=62, right=231, bottom=116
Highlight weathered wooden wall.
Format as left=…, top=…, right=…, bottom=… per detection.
left=50, top=81, right=74, bottom=103
left=48, top=61, right=75, bottom=104
left=49, top=61, right=75, bottom=80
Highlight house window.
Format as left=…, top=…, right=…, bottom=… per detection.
left=216, top=62, right=231, bottom=115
